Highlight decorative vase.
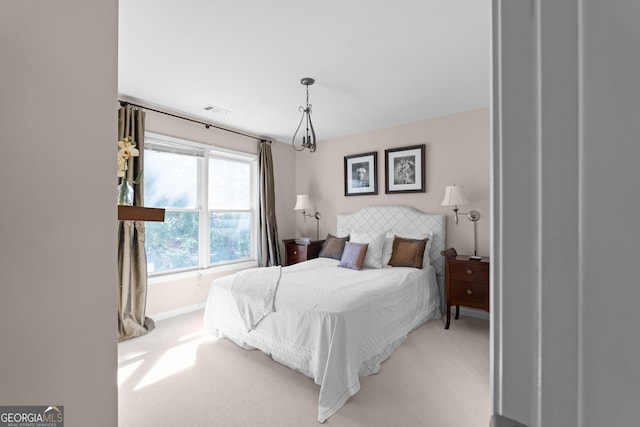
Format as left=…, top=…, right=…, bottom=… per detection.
left=117, top=179, right=134, bottom=206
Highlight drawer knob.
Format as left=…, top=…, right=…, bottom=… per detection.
left=467, top=289, right=473, bottom=295
left=293, top=251, right=297, bottom=255
left=466, top=269, right=473, bottom=275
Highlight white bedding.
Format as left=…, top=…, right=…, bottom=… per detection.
left=203, top=257, right=441, bottom=422
left=230, top=265, right=281, bottom=331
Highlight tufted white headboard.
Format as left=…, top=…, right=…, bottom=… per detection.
left=336, top=205, right=445, bottom=305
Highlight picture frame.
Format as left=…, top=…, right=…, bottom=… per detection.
left=344, top=152, right=378, bottom=196
left=384, top=144, right=426, bottom=194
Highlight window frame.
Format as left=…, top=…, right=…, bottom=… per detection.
left=144, top=132, right=258, bottom=278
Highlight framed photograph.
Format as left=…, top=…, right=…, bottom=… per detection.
left=344, top=152, right=378, bottom=196
left=385, top=144, right=425, bottom=193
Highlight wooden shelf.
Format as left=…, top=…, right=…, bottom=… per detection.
left=118, top=205, right=165, bottom=222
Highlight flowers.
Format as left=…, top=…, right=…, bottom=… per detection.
left=117, top=137, right=141, bottom=205
left=117, top=137, right=140, bottom=178
left=118, top=137, right=142, bottom=205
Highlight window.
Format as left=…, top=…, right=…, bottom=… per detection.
left=208, top=157, right=252, bottom=264
left=143, top=133, right=257, bottom=275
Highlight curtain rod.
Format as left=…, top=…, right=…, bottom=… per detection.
left=119, top=100, right=271, bottom=144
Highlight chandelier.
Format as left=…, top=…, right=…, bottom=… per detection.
left=292, top=77, right=317, bottom=152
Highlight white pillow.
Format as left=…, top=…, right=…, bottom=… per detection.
left=382, top=231, right=434, bottom=268
left=349, top=230, right=387, bottom=268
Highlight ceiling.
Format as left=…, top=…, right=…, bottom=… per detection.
left=118, top=0, right=491, bottom=144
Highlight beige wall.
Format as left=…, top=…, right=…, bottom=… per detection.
left=292, top=108, right=490, bottom=256
left=1, top=1, right=118, bottom=424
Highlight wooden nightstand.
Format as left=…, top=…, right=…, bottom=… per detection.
left=283, top=239, right=325, bottom=266
left=442, top=248, right=490, bottom=329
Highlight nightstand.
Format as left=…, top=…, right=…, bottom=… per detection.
left=442, top=247, right=490, bottom=329
left=283, top=239, right=325, bottom=266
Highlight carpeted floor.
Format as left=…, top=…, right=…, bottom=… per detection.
left=118, top=309, right=489, bottom=427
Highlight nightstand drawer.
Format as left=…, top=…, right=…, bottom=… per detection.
left=286, top=245, right=307, bottom=264
left=451, top=281, right=489, bottom=306
left=283, top=239, right=325, bottom=266
left=450, top=262, right=489, bottom=284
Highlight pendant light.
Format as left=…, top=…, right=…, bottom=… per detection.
left=292, top=77, right=317, bottom=152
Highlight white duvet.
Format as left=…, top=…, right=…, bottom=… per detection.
left=203, top=257, right=441, bottom=422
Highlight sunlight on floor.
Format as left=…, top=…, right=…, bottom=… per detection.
left=178, top=329, right=210, bottom=343
left=118, top=359, right=143, bottom=387
left=132, top=332, right=216, bottom=391
left=118, top=349, right=148, bottom=364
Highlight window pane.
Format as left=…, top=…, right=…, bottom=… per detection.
left=210, top=212, right=251, bottom=264
left=145, top=150, right=198, bottom=209
left=209, top=157, right=250, bottom=209
left=146, top=211, right=199, bottom=273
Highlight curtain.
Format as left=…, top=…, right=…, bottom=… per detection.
left=117, top=105, right=155, bottom=341
left=257, top=140, right=282, bottom=267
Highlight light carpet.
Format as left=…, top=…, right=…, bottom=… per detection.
left=118, top=309, right=489, bottom=427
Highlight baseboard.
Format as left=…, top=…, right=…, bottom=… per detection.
left=150, top=302, right=206, bottom=322
left=490, top=414, right=527, bottom=427
left=458, top=307, right=490, bottom=321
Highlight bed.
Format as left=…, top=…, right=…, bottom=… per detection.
left=203, top=205, right=445, bottom=422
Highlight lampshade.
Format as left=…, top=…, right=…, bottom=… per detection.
left=294, top=194, right=312, bottom=211
left=441, top=185, right=466, bottom=206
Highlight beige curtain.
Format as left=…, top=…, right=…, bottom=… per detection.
left=257, top=140, right=282, bottom=266
left=117, top=105, right=154, bottom=341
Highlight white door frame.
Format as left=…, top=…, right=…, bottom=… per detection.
left=491, top=1, right=581, bottom=426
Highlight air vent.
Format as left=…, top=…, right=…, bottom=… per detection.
left=202, top=104, right=230, bottom=115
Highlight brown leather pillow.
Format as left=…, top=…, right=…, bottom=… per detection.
left=387, top=236, right=428, bottom=269
left=318, top=234, right=350, bottom=260
left=338, top=242, right=369, bottom=270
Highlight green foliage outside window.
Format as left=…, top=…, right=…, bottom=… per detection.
left=210, top=212, right=251, bottom=264
left=146, top=211, right=199, bottom=273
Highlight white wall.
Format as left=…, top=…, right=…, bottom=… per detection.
left=0, top=1, right=118, bottom=425
left=493, top=0, right=640, bottom=425
left=293, top=108, right=491, bottom=256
